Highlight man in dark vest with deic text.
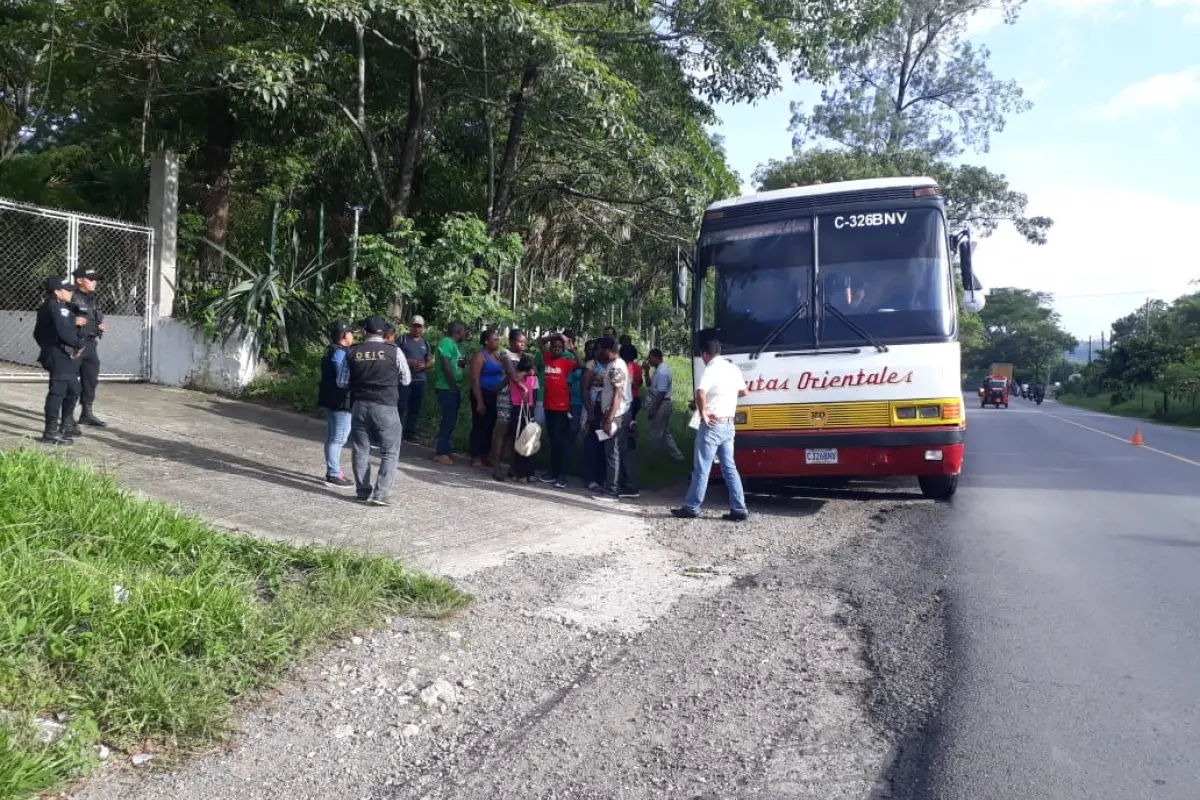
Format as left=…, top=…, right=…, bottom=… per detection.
left=336, top=315, right=411, bottom=505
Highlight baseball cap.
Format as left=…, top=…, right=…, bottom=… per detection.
left=43, top=275, right=72, bottom=292
left=361, top=315, right=389, bottom=335
left=73, top=267, right=99, bottom=280
left=328, top=320, right=353, bottom=340
left=409, top=315, right=426, bottom=327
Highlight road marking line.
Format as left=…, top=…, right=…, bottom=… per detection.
left=1042, top=412, right=1200, bottom=468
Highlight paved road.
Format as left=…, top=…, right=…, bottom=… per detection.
left=912, top=399, right=1200, bottom=799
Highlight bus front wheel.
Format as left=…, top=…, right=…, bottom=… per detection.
left=919, top=474, right=958, bottom=500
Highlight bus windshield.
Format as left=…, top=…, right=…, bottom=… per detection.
left=818, top=208, right=954, bottom=345
left=701, top=219, right=814, bottom=352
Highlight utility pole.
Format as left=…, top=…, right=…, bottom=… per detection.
left=349, top=205, right=364, bottom=281
left=1088, top=336, right=1093, bottom=363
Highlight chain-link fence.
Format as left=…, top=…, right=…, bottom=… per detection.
left=0, top=198, right=154, bottom=379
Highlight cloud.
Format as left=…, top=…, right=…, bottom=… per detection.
left=1157, top=124, right=1182, bottom=142
left=964, top=5, right=1009, bottom=36
left=1030, top=0, right=1200, bottom=27
left=1089, top=66, right=1200, bottom=119
left=973, top=184, right=1200, bottom=338
left=1024, top=77, right=1050, bottom=98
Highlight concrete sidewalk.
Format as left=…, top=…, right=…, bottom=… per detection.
left=0, top=383, right=646, bottom=577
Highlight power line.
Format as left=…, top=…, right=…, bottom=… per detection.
left=1051, top=288, right=1179, bottom=300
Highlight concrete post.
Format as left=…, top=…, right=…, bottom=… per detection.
left=149, top=151, right=179, bottom=318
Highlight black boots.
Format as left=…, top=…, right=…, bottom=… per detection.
left=41, top=423, right=74, bottom=446
left=79, top=405, right=106, bottom=427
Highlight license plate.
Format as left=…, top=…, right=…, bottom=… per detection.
left=805, top=448, right=838, bottom=465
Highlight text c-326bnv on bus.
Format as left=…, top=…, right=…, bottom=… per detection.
left=832, top=212, right=908, bottom=229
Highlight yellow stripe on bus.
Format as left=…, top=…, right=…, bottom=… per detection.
left=736, top=398, right=965, bottom=431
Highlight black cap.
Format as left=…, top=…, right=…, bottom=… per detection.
left=43, top=275, right=72, bottom=293
left=73, top=267, right=99, bottom=280
left=362, top=315, right=389, bottom=335
left=328, top=320, right=353, bottom=340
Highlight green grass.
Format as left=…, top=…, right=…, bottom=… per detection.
left=245, top=352, right=699, bottom=490
left=0, top=449, right=470, bottom=798
left=1058, top=389, right=1200, bottom=428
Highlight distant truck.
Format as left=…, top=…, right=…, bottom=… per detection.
left=990, top=363, right=1014, bottom=384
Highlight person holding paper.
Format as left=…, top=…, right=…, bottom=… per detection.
left=671, top=328, right=749, bottom=521
left=592, top=336, right=635, bottom=501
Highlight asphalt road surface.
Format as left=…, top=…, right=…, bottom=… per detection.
left=910, top=399, right=1200, bottom=799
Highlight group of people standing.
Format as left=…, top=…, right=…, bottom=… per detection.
left=318, top=317, right=686, bottom=504
left=34, top=268, right=108, bottom=445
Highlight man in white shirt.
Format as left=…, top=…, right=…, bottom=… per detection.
left=671, top=329, right=749, bottom=521
left=645, top=349, right=684, bottom=461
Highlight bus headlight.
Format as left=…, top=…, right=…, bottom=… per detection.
left=734, top=411, right=747, bottom=425
left=918, top=405, right=941, bottom=419
left=895, top=406, right=917, bottom=419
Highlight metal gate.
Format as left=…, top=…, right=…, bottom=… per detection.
left=0, top=198, right=154, bottom=380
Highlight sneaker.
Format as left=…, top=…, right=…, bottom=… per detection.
left=539, top=474, right=558, bottom=484
left=355, top=494, right=372, bottom=503
left=670, top=508, right=700, bottom=519
left=368, top=497, right=392, bottom=507
left=586, top=481, right=602, bottom=492
left=722, top=512, right=749, bottom=522
left=617, top=489, right=641, bottom=499
left=553, top=480, right=567, bottom=490
left=592, top=491, right=619, bottom=502
left=324, top=474, right=353, bottom=488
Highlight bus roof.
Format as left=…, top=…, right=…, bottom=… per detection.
left=706, top=176, right=938, bottom=213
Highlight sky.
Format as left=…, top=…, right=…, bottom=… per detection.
left=709, top=0, right=1200, bottom=341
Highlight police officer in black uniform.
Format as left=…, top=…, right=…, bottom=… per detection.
left=33, top=275, right=87, bottom=444
left=336, top=316, right=411, bottom=505
left=70, top=266, right=107, bottom=427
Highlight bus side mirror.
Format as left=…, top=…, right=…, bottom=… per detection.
left=955, top=233, right=985, bottom=313
left=673, top=259, right=690, bottom=309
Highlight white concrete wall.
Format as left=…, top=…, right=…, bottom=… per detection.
left=0, top=310, right=147, bottom=374
left=150, top=317, right=261, bottom=394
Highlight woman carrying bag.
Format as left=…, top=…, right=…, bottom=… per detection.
left=507, top=354, right=541, bottom=482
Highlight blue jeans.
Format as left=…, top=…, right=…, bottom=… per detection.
left=682, top=421, right=747, bottom=515
left=397, top=380, right=426, bottom=441
left=436, top=389, right=461, bottom=456
left=323, top=408, right=352, bottom=477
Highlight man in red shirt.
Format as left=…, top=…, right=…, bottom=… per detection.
left=539, top=334, right=583, bottom=489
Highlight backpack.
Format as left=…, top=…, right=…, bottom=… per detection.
left=514, top=403, right=542, bottom=457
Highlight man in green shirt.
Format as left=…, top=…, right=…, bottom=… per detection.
left=433, top=320, right=468, bottom=464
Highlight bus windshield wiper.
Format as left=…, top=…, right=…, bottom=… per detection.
left=752, top=301, right=808, bottom=360
left=822, top=303, right=889, bottom=353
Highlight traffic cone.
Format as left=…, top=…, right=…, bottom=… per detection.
left=1130, top=426, right=1144, bottom=446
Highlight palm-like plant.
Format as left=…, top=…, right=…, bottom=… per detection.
left=202, top=231, right=336, bottom=357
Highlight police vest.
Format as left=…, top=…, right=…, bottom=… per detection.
left=347, top=341, right=401, bottom=406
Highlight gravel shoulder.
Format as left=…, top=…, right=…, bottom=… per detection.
left=69, top=484, right=948, bottom=800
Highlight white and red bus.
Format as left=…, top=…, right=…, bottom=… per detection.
left=673, top=177, right=985, bottom=499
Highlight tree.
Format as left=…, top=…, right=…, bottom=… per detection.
left=965, top=287, right=1076, bottom=382
left=791, top=0, right=1028, bottom=157
left=766, top=0, right=1052, bottom=246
